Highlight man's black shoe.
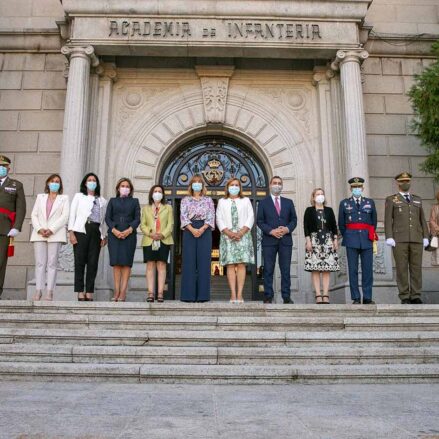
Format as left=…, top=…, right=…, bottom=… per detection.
left=263, top=297, right=272, bottom=304
left=410, top=298, right=423, bottom=304
left=363, top=299, right=375, bottom=305
left=283, top=297, right=294, bottom=304
left=352, top=299, right=361, bottom=304
left=401, top=299, right=411, bottom=304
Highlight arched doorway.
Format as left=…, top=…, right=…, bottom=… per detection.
left=160, top=136, right=269, bottom=301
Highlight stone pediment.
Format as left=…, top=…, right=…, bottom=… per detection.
left=61, top=0, right=373, bottom=58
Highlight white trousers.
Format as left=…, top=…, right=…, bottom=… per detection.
left=34, top=242, right=61, bottom=291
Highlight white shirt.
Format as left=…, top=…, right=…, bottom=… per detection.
left=0, top=176, right=7, bottom=186
left=216, top=197, right=254, bottom=232
left=399, top=192, right=410, bottom=200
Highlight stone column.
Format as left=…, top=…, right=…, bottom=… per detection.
left=60, top=46, right=99, bottom=197
left=331, top=49, right=369, bottom=190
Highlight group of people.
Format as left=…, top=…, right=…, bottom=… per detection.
left=0, top=153, right=438, bottom=304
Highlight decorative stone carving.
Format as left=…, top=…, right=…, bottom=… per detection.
left=255, top=87, right=311, bottom=135
left=195, top=66, right=235, bottom=124
left=57, top=244, right=74, bottom=272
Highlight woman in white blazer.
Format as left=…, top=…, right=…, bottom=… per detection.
left=68, top=173, right=107, bottom=302
left=30, top=174, right=69, bottom=301
left=216, top=178, right=255, bottom=303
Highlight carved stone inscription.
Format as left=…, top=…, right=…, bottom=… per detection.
left=108, top=19, right=322, bottom=41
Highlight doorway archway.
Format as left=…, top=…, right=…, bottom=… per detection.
left=159, top=136, right=269, bottom=301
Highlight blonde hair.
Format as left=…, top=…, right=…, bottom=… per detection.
left=310, top=187, right=326, bottom=206
left=224, top=177, right=243, bottom=199
left=187, top=175, right=207, bottom=196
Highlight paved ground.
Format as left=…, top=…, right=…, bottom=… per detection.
left=0, top=382, right=438, bottom=439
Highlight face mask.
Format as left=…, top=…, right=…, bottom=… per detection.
left=192, top=182, right=203, bottom=192
left=0, top=166, right=7, bottom=178
left=86, top=181, right=97, bottom=191
left=399, top=183, right=411, bottom=192
left=152, top=192, right=163, bottom=202
left=48, top=182, right=60, bottom=193
left=352, top=188, right=362, bottom=198
left=119, top=187, right=130, bottom=197
left=315, top=194, right=325, bottom=204
left=228, top=186, right=240, bottom=196
left=270, top=184, right=282, bottom=195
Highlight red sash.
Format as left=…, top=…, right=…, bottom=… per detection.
left=0, top=207, right=16, bottom=257
left=346, top=223, right=378, bottom=242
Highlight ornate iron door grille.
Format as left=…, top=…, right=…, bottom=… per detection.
left=160, top=137, right=269, bottom=301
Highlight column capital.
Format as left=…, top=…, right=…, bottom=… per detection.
left=95, top=62, right=118, bottom=82
left=330, top=49, right=369, bottom=71
left=61, top=45, right=100, bottom=68
left=312, top=66, right=336, bottom=86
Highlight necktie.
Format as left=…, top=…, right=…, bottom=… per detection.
left=404, top=194, right=410, bottom=203
left=275, top=197, right=281, bottom=216
left=356, top=199, right=360, bottom=210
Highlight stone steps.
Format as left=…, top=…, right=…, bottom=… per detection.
left=2, top=301, right=439, bottom=317
left=0, top=313, right=439, bottom=332
left=0, top=344, right=437, bottom=365
left=0, top=301, right=438, bottom=383
left=0, top=362, right=438, bottom=384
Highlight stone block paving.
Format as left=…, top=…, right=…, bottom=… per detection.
left=0, top=382, right=438, bottom=439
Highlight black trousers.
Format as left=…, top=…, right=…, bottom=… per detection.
left=73, top=222, right=101, bottom=293
left=0, top=235, right=8, bottom=297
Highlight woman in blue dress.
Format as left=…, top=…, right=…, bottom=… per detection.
left=105, top=178, right=140, bottom=302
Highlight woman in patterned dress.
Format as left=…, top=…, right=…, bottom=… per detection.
left=180, top=175, right=215, bottom=302
left=216, top=178, right=255, bottom=303
left=304, top=188, right=340, bottom=304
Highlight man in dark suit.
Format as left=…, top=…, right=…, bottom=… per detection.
left=257, top=176, right=297, bottom=304
left=0, top=155, right=26, bottom=298
left=338, top=177, right=377, bottom=304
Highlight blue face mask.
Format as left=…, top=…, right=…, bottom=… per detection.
left=48, top=182, right=60, bottom=193
left=86, top=181, right=97, bottom=191
left=0, top=166, right=7, bottom=178
left=228, top=186, right=240, bottom=196
left=192, top=182, right=203, bottom=192
left=352, top=188, right=362, bottom=198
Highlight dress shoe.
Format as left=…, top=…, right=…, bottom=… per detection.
left=283, top=297, right=294, bottom=304
left=263, top=297, right=272, bottom=304
left=352, top=299, right=361, bottom=304
left=410, top=298, right=423, bottom=304
left=401, top=299, right=411, bottom=304
left=363, top=299, right=375, bottom=305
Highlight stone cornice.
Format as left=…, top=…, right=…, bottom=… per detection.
left=62, top=0, right=373, bottom=21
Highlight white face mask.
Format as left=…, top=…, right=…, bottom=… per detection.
left=152, top=192, right=163, bottom=202
left=315, top=194, right=325, bottom=204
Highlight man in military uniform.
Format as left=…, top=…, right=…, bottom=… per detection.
left=385, top=172, right=429, bottom=304
left=0, top=155, right=26, bottom=298
left=338, top=177, right=378, bottom=304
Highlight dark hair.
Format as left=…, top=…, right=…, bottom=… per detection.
left=115, top=177, right=134, bottom=197
left=270, top=175, right=283, bottom=184
left=44, top=173, right=63, bottom=194
left=148, top=184, right=166, bottom=205
left=80, top=172, right=101, bottom=197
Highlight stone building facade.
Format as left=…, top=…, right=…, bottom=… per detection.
left=0, top=0, right=438, bottom=302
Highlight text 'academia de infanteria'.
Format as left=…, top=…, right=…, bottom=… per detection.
left=108, top=19, right=323, bottom=41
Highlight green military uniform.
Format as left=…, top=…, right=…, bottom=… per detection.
left=384, top=172, right=429, bottom=302
left=0, top=156, right=26, bottom=297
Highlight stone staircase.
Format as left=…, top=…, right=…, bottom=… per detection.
left=0, top=301, right=438, bottom=383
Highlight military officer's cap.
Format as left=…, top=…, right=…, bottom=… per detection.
left=348, top=177, right=365, bottom=187
left=0, top=155, right=11, bottom=165
left=395, top=172, right=412, bottom=182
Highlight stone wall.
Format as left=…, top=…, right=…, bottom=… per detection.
left=0, top=52, right=66, bottom=298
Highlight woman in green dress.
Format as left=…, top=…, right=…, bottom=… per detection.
left=216, top=178, right=255, bottom=303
